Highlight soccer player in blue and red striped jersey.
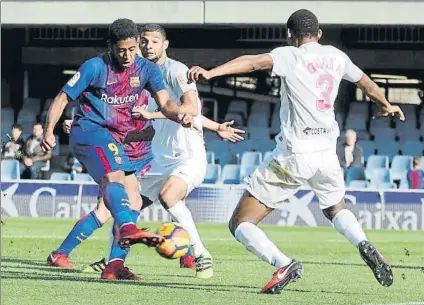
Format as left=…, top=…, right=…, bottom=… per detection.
left=42, top=18, right=192, bottom=280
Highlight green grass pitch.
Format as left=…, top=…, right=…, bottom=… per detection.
left=1, top=217, right=423, bottom=305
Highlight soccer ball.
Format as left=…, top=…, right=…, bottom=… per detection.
left=155, top=223, right=190, bottom=259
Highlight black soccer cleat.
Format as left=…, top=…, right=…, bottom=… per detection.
left=260, top=259, right=303, bottom=294
left=358, top=240, right=393, bottom=287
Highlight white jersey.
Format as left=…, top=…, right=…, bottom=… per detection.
left=269, top=42, right=363, bottom=153
left=147, top=57, right=205, bottom=166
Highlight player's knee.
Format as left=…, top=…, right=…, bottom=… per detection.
left=322, top=199, right=346, bottom=220
left=94, top=199, right=111, bottom=224
left=158, top=186, right=185, bottom=209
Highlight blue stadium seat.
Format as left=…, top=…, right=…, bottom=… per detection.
left=241, top=166, right=257, bottom=181
left=248, top=114, right=269, bottom=128
left=370, top=126, right=396, bottom=142
left=375, top=182, right=397, bottom=189
left=240, top=151, right=262, bottom=179
left=422, top=156, right=424, bottom=171
left=221, top=165, right=241, bottom=184
left=390, top=155, right=412, bottom=181
left=346, top=167, right=365, bottom=185
left=345, top=114, right=367, bottom=131
left=1, top=160, right=20, bottom=180
left=399, top=173, right=409, bottom=189
left=401, top=141, right=423, bottom=156
left=228, top=100, right=248, bottom=119
left=270, top=102, right=280, bottom=135
left=348, top=180, right=369, bottom=189
left=73, top=173, right=94, bottom=182
left=224, top=112, right=244, bottom=126
left=365, top=155, right=389, bottom=180
left=206, top=151, right=215, bottom=164
left=251, top=101, right=271, bottom=119
left=203, top=164, right=221, bottom=184
left=370, top=168, right=392, bottom=187
left=375, top=141, right=399, bottom=160
left=50, top=172, right=70, bottom=181
left=357, top=140, right=376, bottom=161
left=249, top=127, right=270, bottom=139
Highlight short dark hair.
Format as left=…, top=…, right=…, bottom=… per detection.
left=109, top=18, right=139, bottom=44
left=413, top=156, right=422, bottom=166
left=12, top=123, right=22, bottom=131
left=287, top=9, right=319, bottom=38
left=140, top=23, right=167, bottom=39
left=33, top=122, right=42, bottom=128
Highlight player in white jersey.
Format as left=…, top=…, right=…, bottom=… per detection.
left=131, top=24, right=225, bottom=279
left=188, top=9, right=404, bottom=293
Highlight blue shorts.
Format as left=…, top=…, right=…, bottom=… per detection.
left=131, top=154, right=153, bottom=177
left=69, top=125, right=134, bottom=183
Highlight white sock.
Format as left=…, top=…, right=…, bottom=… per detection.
left=168, top=201, right=206, bottom=257
left=234, top=222, right=292, bottom=269
left=332, top=209, right=368, bottom=248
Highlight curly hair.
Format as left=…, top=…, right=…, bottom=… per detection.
left=109, top=18, right=139, bottom=44
left=287, top=9, right=319, bottom=38
left=140, top=23, right=167, bottom=39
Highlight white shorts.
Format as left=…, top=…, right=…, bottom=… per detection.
left=139, top=159, right=207, bottom=202
left=245, top=148, right=345, bottom=210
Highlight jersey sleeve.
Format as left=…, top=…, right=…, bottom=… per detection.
left=62, top=60, right=97, bottom=101
left=268, top=47, right=292, bottom=78
left=146, top=64, right=166, bottom=94
left=169, top=62, right=197, bottom=100
left=342, top=52, right=363, bottom=83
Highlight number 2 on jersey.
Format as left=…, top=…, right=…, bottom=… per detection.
left=316, top=74, right=334, bottom=111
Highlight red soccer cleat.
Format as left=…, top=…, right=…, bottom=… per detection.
left=118, top=224, right=165, bottom=248
left=260, top=260, right=303, bottom=294
left=180, top=254, right=196, bottom=269
left=47, top=252, right=75, bottom=269
left=101, top=260, right=143, bottom=281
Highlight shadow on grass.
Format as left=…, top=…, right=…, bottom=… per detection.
left=2, top=269, right=371, bottom=296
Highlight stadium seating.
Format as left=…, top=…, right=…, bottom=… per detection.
left=1, top=160, right=20, bottom=180
left=375, top=182, right=397, bottom=189
left=375, top=141, right=399, bottom=160
left=349, top=180, right=369, bottom=189
left=50, top=172, right=70, bottom=181
left=241, top=166, right=256, bottom=181
left=206, top=151, right=215, bottom=164
left=203, top=164, right=221, bottom=184
left=221, top=164, right=241, bottom=184
left=240, top=151, right=262, bottom=179
left=365, top=155, right=389, bottom=180
left=346, top=167, right=365, bottom=185
left=357, top=140, right=376, bottom=161
left=73, top=173, right=94, bottom=182
left=251, top=101, right=271, bottom=120
left=248, top=127, right=270, bottom=140
left=227, top=100, right=248, bottom=120
left=1, top=107, right=14, bottom=133
left=263, top=151, right=273, bottom=160
left=270, top=103, right=280, bottom=135
left=224, top=112, right=244, bottom=126
left=369, top=168, right=392, bottom=187
left=247, top=113, right=269, bottom=128
left=390, top=155, right=412, bottom=180
left=400, top=141, right=423, bottom=156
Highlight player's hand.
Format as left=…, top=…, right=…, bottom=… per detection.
left=62, top=120, right=73, bottom=134
left=23, top=157, right=33, bottom=167
left=177, top=113, right=195, bottom=129
left=132, top=105, right=152, bottom=120
left=373, top=105, right=405, bottom=121
left=40, top=131, right=56, bottom=152
left=217, top=120, right=245, bottom=142
left=187, top=66, right=212, bottom=83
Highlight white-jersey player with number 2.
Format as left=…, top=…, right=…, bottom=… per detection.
left=188, top=9, right=404, bottom=294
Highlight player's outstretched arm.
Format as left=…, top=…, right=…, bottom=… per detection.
left=153, top=90, right=194, bottom=128
left=41, top=92, right=69, bottom=152
left=187, top=54, right=273, bottom=82
left=201, top=117, right=245, bottom=143
left=356, top=74, right=405, bottom=121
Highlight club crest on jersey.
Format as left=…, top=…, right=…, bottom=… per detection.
left=130, top=76, right=140, bottom=88
left=114, top=156, right=123, bottom=164
left=67, top=72, right=80, bottom=87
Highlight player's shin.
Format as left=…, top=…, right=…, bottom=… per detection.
left=56, top=211, right=103, bottom=255
left=101, top=182, right=134, bottom=228
left=166, top=200, right=206, bottom=257
left=331, top=208, right=368, bottom=248
left=234, top=222, right=292, bottom=268
left=107, top=210, right=140, bottom=262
